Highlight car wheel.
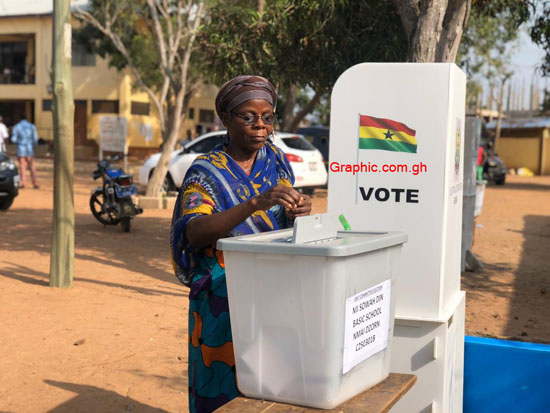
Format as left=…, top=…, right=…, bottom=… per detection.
left=0, top=196, right=14, bottom=210
left=495, top=175, right=506, bottom=185
left=164, top=173, right=177, bottom=193
left=149, top=170, right=176, bottom=193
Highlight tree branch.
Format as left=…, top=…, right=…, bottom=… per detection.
left=286, top=89, right=324, bottom=133
left=74, top=6, right=166, bottom=131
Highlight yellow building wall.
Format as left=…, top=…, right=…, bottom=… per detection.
left=542, top=129, right=550, bottom=176
left=498, top=137, right=541, bottom=173
left=0, top=14, right=218, bottom=152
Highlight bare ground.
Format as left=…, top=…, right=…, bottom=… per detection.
left=0, top=159, right=549, bottom=412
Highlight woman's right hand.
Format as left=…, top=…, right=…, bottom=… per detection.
left=251, top=184, right=303, bottom=211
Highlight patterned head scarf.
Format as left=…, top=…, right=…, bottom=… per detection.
left=215, top=75, right=277, bottom=119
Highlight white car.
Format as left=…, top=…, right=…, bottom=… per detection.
left=138, top=131, right=327, bottom=194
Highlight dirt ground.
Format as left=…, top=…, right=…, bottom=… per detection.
left=0, top=159, right=549, bottom=412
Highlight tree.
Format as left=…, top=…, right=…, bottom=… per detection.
left=391, top=0, right=472, bottom=62
left=50, top=0, right=75, bottom=288
left=199, top=0, right=407, bottom=131
left=458, top=0, right=527, bottom=121
left=75, top=0, right=205, bottom=197
left=530, top=0, right=550, bottom=77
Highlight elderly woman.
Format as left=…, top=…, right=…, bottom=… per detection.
left=170, top=75, right=312, bottom=413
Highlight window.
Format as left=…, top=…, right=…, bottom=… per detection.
left=42, top=99, right=52, bottom=111
left=188, top=108, right=195, bottom=119
left=72, top=41, right=96, bottom=66
left=92, top=100, right=119, bottom=114
left=281, top=136, right=316, bottom=151
left=131, top=101, right=150, bottom=116
left=199, top=109, right=214, bottom=123
left=188, top=134, right=224, bottom=153
left=0, top=41, right=31, bottom=84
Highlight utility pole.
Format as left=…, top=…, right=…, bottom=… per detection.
left=49, top=0, right=75, bottom=288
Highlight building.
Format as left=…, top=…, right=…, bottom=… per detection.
left=0, top=0, right=218, bottom=158
left=487, top=117, right=550, bottom=175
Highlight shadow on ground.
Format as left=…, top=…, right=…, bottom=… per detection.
left=44, top=380, right=168, bottom=412
left=0, top=262, right=187, bottom=298
left=504, top=215, right=550, bottom=342
left=0, top=208, right=180, bottom=289
left=489, top=181, right=550, bottom=192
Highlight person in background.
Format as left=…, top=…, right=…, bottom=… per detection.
left=11, top=115, right=39, bottom=189
left=476, top=143, right=487, bottom=181
left=181, top=129, right=193, bottom=148
left=0, top=115, right=8, bottom=152
left=170, top=75, right=312, bottom=413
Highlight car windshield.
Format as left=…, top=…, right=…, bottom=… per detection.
left=281, top=136, right=316, bottom=151
left=188, top=134, right=225, bottom=153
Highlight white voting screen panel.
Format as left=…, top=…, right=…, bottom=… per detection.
left=328, top=63, right=466, bottom=319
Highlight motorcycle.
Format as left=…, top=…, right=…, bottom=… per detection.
left=90, top=156, right=143, bottom=232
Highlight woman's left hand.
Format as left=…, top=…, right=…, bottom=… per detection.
left=287, top=193, right=312, bottom=219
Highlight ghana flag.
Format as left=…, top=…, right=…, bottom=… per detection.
left=359, top=114, right=417, bottom=153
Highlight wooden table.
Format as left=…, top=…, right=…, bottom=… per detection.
left=217, top=373, right=416, bottom=413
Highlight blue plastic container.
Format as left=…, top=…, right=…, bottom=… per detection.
left=464, top=336, right=550, bottom=412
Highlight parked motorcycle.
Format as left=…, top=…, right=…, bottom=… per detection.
left=90, top=156, right=143, bottom=232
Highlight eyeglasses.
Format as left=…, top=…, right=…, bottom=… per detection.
left=231, top=112, right=275, bottom=125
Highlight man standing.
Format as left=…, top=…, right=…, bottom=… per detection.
left=11, top=115, right=39, bottom=189
left=0, top=115, right=8, bottom=152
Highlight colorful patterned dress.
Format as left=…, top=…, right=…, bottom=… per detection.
left=170, top=140, right=295, bottom=413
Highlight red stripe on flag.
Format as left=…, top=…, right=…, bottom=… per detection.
left=360, top=115, right=416, bottom=137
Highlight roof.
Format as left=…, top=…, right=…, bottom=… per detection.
left=0, top=0, right=89, bottom=18
left=486, top=117, right=550, bottom=130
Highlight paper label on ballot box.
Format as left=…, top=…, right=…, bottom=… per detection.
left=343, top=279, right=391, bottom=374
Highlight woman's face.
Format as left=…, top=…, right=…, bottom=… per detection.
left=222, top=99, right=274, bottom=154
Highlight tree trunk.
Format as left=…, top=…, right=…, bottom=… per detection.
left=392, top=0, right=471, bottom=63
left=146, top=110, right=183, bottom=196
left=50, top=0, right=75, bottom=288
left=286, top=90, right=324, bottom=132
left=280, top=84, right=297, bottom=131
left=435, top=0, right=471, bottom=62
left=144, top=1, right=204, bottom=197
left=409, top=0, right=446, bottom=62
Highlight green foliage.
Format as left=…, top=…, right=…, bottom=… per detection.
left=458, top=0, right=530, bottom=108
left=459, top=0, right=528, bottom=77
left=198, top=0, right=407, bottom=93
left=74, top=0, right=189, bottom=93
left=530, top=1, right=550, bottom=77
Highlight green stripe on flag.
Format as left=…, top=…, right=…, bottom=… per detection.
left=359, top=138, right=417, bottom=153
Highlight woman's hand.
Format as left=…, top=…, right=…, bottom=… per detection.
left=287, top=193, right=312, bottom=219
left=251, top=184, right=303, bottom=211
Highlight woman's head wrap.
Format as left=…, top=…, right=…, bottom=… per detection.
left=215, top=75, right=277, bottom=119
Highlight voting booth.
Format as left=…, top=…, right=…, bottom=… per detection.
left=218, top=214, right=407, bottom=409
left=327, top=63, right=466, bottom=412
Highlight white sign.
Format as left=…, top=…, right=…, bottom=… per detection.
left=100, top=116, right=127, bottom=152
left=343, top=279, right=391, bottom=374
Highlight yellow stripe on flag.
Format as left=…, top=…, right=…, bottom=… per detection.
left=359, top=126, right=418, bottom=146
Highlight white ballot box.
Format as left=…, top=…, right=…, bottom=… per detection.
left=328, top=63, right=466, bottom=320
left=217, top=214, right=407, bottom=409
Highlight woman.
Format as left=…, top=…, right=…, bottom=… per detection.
left=170, top=75, right=312, bottom=413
